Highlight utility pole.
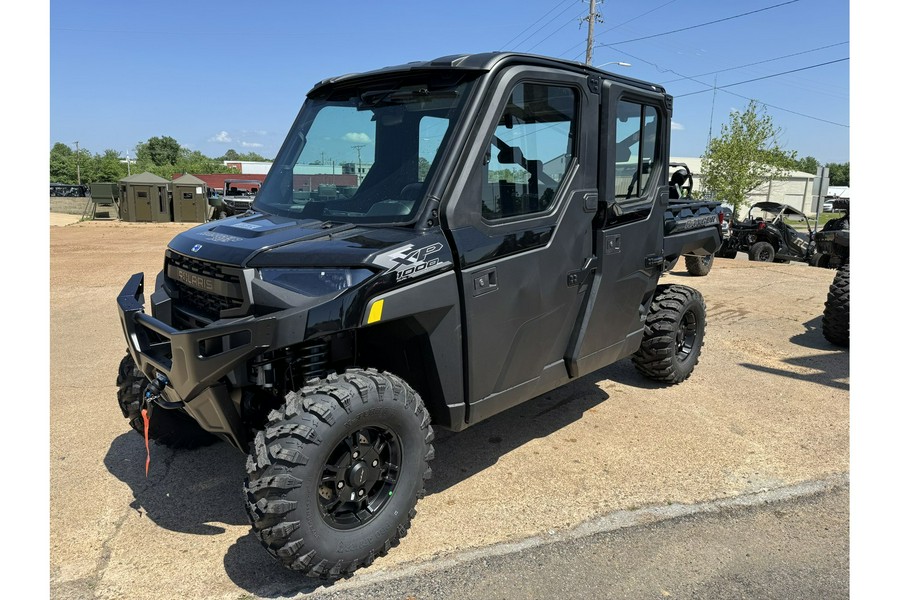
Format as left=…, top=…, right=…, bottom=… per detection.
left=582, top=0, right=604, bottom=66
left=74, top=140, right=81, bottom=184
left=706, top=75, right=718, bottom=151
left=352, top=144, right=364, bottom=177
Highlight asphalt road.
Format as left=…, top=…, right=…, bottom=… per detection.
left=313, top=483, right=849, bottom=600
left=49, top=220, right=849, bottom=599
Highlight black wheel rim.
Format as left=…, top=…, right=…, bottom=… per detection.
left=675, top=309, right=698, bottom=362
left=760, top=248, right=772, bottom=261
left=317, top=426, right=402, bottom=530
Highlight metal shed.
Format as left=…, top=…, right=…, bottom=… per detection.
left=171, top=174, right=210, bottom=222
left=119, top=172, right=172, bottom=222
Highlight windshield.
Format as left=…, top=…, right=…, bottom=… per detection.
left=253, top=73, right=477, bottom=224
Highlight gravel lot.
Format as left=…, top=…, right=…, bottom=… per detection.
left=49, top=219, right=848, bottom=599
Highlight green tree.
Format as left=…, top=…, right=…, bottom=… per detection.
left=49, top=142, right=76, bottom=183
left=94, top=149, right=129, bottom=181
left=825, top=161, right=849, bottom=186
left=221, top=149, right=241, bottom=161
left=794, top=155, right=819, bottom=175
left=136, top=135, right=181, bottom=166
left=701, top=101, right=797, bottom=217
left=418, top=157, right=432, bottom=181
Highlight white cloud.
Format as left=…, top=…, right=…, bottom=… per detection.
left=241, top=141, right=263, bottom=148
left=671, top=122, right=685, bottom=131
left=209, top=131, right=232, bottom=143
left=342, top=132, right=372, bottom=143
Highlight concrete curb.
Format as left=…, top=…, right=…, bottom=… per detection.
left=303, top=473, right=849, bottom=598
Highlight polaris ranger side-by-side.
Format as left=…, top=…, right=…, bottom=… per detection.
left=115, top=52, right=723, bottom=579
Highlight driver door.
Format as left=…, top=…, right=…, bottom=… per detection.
left=444, top=70, right=597, bottom=423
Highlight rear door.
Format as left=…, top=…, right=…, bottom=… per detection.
left=567, top=81, right=671, bottom=374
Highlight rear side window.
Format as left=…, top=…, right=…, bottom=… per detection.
left=614, top=100, right=659, bottom=200
left=482, top=83, right=577, bottom=220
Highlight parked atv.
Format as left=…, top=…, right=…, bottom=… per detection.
left=810, top=208, right=849, bottom=269
left=812, top=208, right=849, bottom=345
left=665, top=163, right=725, bottom=276
left=720, top=201, right=814, bottom=263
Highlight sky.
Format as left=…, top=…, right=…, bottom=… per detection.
left=49, top=0, right=850, bottom=164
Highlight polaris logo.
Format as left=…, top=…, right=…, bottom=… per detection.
left=191, top=244, right=203, bottom=252
left=173, top=268, right=215, bottom=291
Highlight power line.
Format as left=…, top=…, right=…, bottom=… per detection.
left=597, top=46, right=849, bottom=128
left=675, top=58, right=849, bottom=97
left=524, top=8, right=590, bottom=54
left=510, top=1, right=583, bottom=51
left=558, top=0, right=680, bottom=59
left=659, top=41, right=849, bottom=83
left=594, top=0, right=800, bottom=48
left=716, top=88, right=849, bottom=128
left=500, top=0, right=576, bottom=49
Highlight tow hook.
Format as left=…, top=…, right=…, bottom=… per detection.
left=144, top=373, right=169, bottom=405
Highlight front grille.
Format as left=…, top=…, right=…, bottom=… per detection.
left=166, top=251, right=244, bottom=321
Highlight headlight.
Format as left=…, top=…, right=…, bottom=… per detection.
left=258, top=268, right=372, bottom=297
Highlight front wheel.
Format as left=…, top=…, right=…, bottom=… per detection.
left=632, top=285, right=707, bottom=383
left=244, top=369, right=434, bottom=579
left=822, top=264, right=849, bottom=346
left=684, top=254, right=714, bottom=276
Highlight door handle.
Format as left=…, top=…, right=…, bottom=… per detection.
left=473, top=267, right=498, bottom=297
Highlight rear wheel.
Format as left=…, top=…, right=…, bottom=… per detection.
left=822, top=264, right=849, bottom=346
left=244, top=369, right=434, bottom=579
left=684, top=254, right=714, bottom=276
left=633, top=285, right=706, bottom=383
left=116, top=354, right=219, bottom=449
left=749, top=241, right=775, bottom=262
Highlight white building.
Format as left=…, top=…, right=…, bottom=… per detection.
left=671, top=156, right=818, bottom=217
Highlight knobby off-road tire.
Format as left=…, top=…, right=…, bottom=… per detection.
left=822, top=263, right=849, bottom=347
left=244, top=369, right=435, bottom=579
left=749, top=241, right=775, bottom=262
left=684, top=254, right=714, bottom=276
left=116, top=354, right=219, bottom=449
left=632, top=285, right=707, bottom=383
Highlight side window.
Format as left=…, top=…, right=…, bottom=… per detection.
left=614, top=100, right=659, bottom=200
left=482, top=83, right=577, bottom=220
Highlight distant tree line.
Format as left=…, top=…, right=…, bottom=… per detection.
left=48, top=136, right=273, bottom=185
left=792, top=155, right=850, bottom=186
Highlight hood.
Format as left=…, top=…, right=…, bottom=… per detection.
left=168, top=211, right=423, bottom=268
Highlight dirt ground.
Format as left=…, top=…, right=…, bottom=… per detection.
left=49, top=220, right=848, bottom=599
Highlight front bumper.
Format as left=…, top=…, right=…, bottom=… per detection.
left=117, top=272, right=278, bottom=448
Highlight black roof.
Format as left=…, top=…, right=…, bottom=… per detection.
left=311, top=52, right=668, bottom=96
left=750, top=201, right=806, bottom=217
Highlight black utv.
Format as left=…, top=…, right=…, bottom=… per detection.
left=719, top=201, right=814, bottom=263
left=115, top=52, right=723, bottom=579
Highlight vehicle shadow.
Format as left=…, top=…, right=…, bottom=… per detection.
left=104, top=433, right=246, bottom=534
left=427, top=375, right=610, bottom=495
left=790, top=316, right=846, bottom=351
left=739, top=353, right=849, bottom=392
left=733, top=316, right=849, bottom=391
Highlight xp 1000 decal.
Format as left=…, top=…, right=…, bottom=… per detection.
left=374, top=242, right=451, bottom=282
